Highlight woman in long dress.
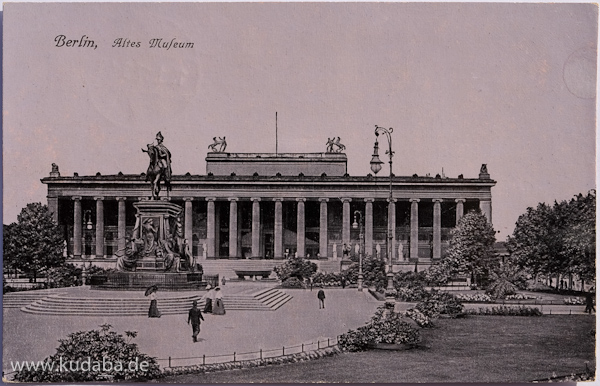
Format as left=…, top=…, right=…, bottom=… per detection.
left=148, top=291, right=161, bottom=318
left=203, top=284, right=214, bottom=313
left=212, top=287, right=225, bottom=315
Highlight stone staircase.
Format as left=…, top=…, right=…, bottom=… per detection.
left=17, top=287, right=292, bottom=316
left=3, top=289, right=66, bottom=309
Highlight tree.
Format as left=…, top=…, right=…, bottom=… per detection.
left=4, top=203, right=65, bottom=282
left=506, top=190, right=595, bottom=284
left=434, top=210, right=497, bottom=286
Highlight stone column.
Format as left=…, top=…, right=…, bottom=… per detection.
left=364, top=199, right=374, bottom=257
left=47, top=196, right=59, bottom=224
left=410, top=198, right=420, bottom=259
left=184, top=198, right=193, bottom=243
left=480, top=199, right=492, bottom=223
left=72, top=196, right=82, bottom=257
left=229, top=198, right=238, bottom=258
left=433, top=199, right=442, bottom=260
left=206, top=198, right=216, bottom=258
left=296, top=198, right=306, bottom=257
left=455, top=199, right=465, bottom=226
left=251, top=198, right=261, bottom=258
left=388, top=198, right=396, bottom=260
left=116, top=197, right=126, bottom=255
left=94, top=197, right=104, bottom=258
left=274, top=198, right=283, bottom=259
left=342, top=198, right=352, bottom=247
left=319, top=198, right=328, bottom=258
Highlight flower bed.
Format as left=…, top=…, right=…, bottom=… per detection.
left=415, top=292, right=464, bottom=318
left=505, top=293, right=537, bottom=300
left=338, top=307, right=421, bottom=352
left=455, top=293, right=493, bottom=303
left=464, top=305, right=543, bottom=316
left=162, top=347, right=340, bottom=377
left=563, top=297, right=585, bottom=305
left=404, top=308, right=433, bottom=328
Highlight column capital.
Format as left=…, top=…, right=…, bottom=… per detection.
left=364, top=198, right=374, bottom=203
left=273, top=198, right=283, bottom=202
left=319, top=198, right=329, bottom=203
left=205, top=197, right=217, bottom=202
left=455, top=198, right=466, bottom=203
left=433, top=198, right=443, bottom=203
left=480, top=198, right=492, bottom=202
left=137, top=197, right=149, bottom=202
left=341, top=197, right=352, bottom=203
left=251, top=197, right=261, bottom=202
left=183, top=197, right=194, bottom=202
left=115, top=197, right=126, bottom=202
left=93, top=196, right=105, bottom=201
left=409, top=198, right=420, bottom=203
left=296, top=198, right=306, bottom=202
left=228, top=197, right=239, bottom=202
left=72, top=196, right=82, bottom=201
left=386, top=198, right=397, bottom=203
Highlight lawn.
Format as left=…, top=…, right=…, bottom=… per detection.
left=160, top=315, right=595, bottom=383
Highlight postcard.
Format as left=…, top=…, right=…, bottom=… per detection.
left=2, top=2, right=596, bottom=383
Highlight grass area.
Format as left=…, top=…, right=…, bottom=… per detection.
left=160, top=315, right=595, bottom=383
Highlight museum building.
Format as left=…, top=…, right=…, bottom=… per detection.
left=42, top=150, right=495, bottom=272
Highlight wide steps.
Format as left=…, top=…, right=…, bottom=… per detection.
left=18, top=288, right=292, bottom=315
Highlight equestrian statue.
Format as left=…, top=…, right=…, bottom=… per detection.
left=142, top=131, right=172, bottom=200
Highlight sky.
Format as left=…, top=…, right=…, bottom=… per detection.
left=2, top=2, right=597, bottom=240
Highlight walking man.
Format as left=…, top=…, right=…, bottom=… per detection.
left=188, top=300, right=204, bottom=342
left=585, top=290, right=595, bottom=314
left=317, top=289, right=326, bottom=309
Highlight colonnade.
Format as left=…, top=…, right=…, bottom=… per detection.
left=62, top=195, right=492, bottom=260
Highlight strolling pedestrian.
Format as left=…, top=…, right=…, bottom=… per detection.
left=146, top=285, right=161, bottom=318
left=203, top=284, right=214, bottom=313
left=317, top=289, right=326, bottom=309
left=213, top=287, right=226, bottom=315
left=585, top=290, right=595, bottom=314
left=188, top=300, right=204, bottom=342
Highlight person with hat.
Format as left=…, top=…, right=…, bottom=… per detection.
left=187, top=300, right=204, bottom=342
left=202, top=284, right=214, bottom=313
left=213, top=287, right=226, bottom=315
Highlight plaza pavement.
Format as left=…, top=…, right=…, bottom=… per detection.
left=3, top=284, right=380, bottom=373
left=2, top=283, right=589, bottom=376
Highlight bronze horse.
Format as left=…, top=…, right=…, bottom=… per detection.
left=143, top=144, right=171, bottom=200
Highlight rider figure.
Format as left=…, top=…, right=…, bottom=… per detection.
left=154, top=132, right=172, bottom=183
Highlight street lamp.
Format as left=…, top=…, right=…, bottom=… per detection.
left=370, top=125, right=397, bottom=308
left=352, top=210, right=364, bottom=291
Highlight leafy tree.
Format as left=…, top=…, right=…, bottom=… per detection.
left=3, top=203, right=65, bottom=282
left=273, top=256, right=317, bottom=282
left=506, top=190, right=595, bottom=284
left=14, top=324, right=160, bottom=382
left=433, top=210, right=497, bottom=286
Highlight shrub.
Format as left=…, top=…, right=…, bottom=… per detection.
left=464, top=305, right=543, bottom=316
left=281, top=277, right=305, bottom=288
left=274, top=257, right=317, bottom=282
left=342, top=255, right=387, bottom=292
left=46, top=263, right=83, bottom=288
left=312, top=272, right=343, bottom=287
left=415, top=292, right=464, bottom=318
left=486, top=277, right=517, bottom=298
left=338, top=307, right=421, bottom=352
left=14, top=324, right=160, bottom=382
left=393, top=271, right=430, bottom=301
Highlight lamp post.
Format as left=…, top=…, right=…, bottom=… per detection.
left=352, top=210, right=364, bottom=291
left=370, top=125, right=397, bottom=308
